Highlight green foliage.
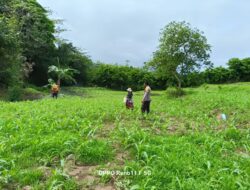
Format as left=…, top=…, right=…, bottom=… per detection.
left=6, top=87, right=44, bottom=102
left=76, top=139, right=113, bottom=164
left=224, top=128, right=242, bottom=141
left=14, top=169, right=44, bottom=186
left=203, top=67, right=231, bottom=84
left=48, top=65, right=79, bottom=85
left=90, top=62, right=164, bottom=90
left=0, top=12, right=22, bottom=87
left=55, top=41, right=93, bottom=85
left=149, top=21, right=212, bottom=89
left=46, top=170, right=78, bottom=190
left=7, top=86, right=23, bottom=101
left=166, top=87, right=185, bottom=98
left=228, top=58, right=250, bottom=82
left=2, top=0, right=250, bottom=93
left=201, top=57, right=250, bottom=84
left=0, top=84, right=249, bottom=189
left=202, top=83, right=209, bottom=90
left=0, top=0, right=56, bottom=87
left=2, top=2, right=250, bottom=90
left=22, top=87, right=44, bottom=100
left=14, top=0, right=56, bottom=85
left=0, top=0, right=92, bottom=88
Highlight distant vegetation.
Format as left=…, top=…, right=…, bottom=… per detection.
left=1, top=0, right=250, bottom=98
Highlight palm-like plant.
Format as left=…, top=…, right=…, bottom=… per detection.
left=48, top=65, right=79, bottom=86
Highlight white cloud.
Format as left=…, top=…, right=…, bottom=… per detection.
left=38, top=0, right=250, bottom=66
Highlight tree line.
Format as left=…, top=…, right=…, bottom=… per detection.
left=1, top=0, right=249, bottom=94
left=88, top=58, right=250, bottom=91
left=0, top=0, right=92, bottom=89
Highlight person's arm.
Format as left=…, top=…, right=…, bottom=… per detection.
left=142, top=93, right=145, bottom=101
left=142, top=87, right=151, bottom=102
left=142, top=88, right=148, bottom=102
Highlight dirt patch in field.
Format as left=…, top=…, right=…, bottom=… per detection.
left=69, top=165, right=98, bottom=181
left=38, top=166, right=52, bottom=179
left=64, top=143, right=130, bottom=190
left=22, top=186, right=32, bottom=190
left=165, top=117, right=188, bottom=135
left=106, top=150, right=130, bottom=168
left=209, top=109, right=221, bottom=117
left=67, top=164, right=117, bottom=190
left=97, top=122, right=116, bottom=138
left=64, top=120, right=132, bottom=189
left=214, top=124, right=227, bottom=131
left=94, top=185, right=116, bottom=190
left=236, top=121, right=250, bottom=129
left=235, top=148, right=250, bottom=158
left=140, top=120, right=153, bottom=128
left=66, top=156, right=127, bottom=190
left=65, top=156, right=116, bottom=189
left=167, top=125, right=178, bottom=134
left=64, top=154, right=96, bottom=185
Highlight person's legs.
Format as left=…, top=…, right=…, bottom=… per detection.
left=52, top=92, right=58, bottom=98
left=146, top=101, right=151, bottom=114
left=141, top=102, right=146, bottom=113
left=126, top=100, right=129, bottom=109
left=130, top=102, right=134, bottom=110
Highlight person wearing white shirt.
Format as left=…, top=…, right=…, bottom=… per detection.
left=141, top=82, right=151, bottom=114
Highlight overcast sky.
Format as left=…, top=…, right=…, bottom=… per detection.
left=37, top=0, right=250, bottom=67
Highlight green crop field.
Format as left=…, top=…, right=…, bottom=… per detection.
left=0, top=83, right=249, bottom=190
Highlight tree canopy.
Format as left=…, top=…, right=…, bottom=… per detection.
left=149, top=21, right=212, bottom=89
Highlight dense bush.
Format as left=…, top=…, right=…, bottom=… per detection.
left=7, top=86, right=23, bottom=102
left=166, top=87, right=185, bottom=98
left=202, top=58, right=250, bottom=84
left=90, top=63, right=167, bottom=90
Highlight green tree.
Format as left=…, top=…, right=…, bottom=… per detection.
left=149, top=21, right=212, bottom=89
left=90, top=62, right=159, bottom=90
left=56, top=41, right=93, bottom=85
left=0, top=2, right=22, bottom=87
left=228, top=58, right=250, bottom=82
left=48, top=65, right=79, bottom=86
left=203, top=67, right=231, bottom=84
left=0, top=0, right=93, bottom=89
left=13, top=0, right=56, bottom=85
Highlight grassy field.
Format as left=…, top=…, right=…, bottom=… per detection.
left=0, top=83, right=249, bottom=190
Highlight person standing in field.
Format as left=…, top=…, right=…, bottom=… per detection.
left=51, top=83, right=60, bottom=99
left=125, top=88, right=134, bottom=109
left=141, top=82, right=151, bottom=114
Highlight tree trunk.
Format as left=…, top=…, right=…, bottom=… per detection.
left=57, top=78, right=61, bottom=86
left=173, top=72, right=181, bottom=89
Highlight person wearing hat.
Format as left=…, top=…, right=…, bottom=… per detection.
left=125, top=88, right=134, bottom=109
